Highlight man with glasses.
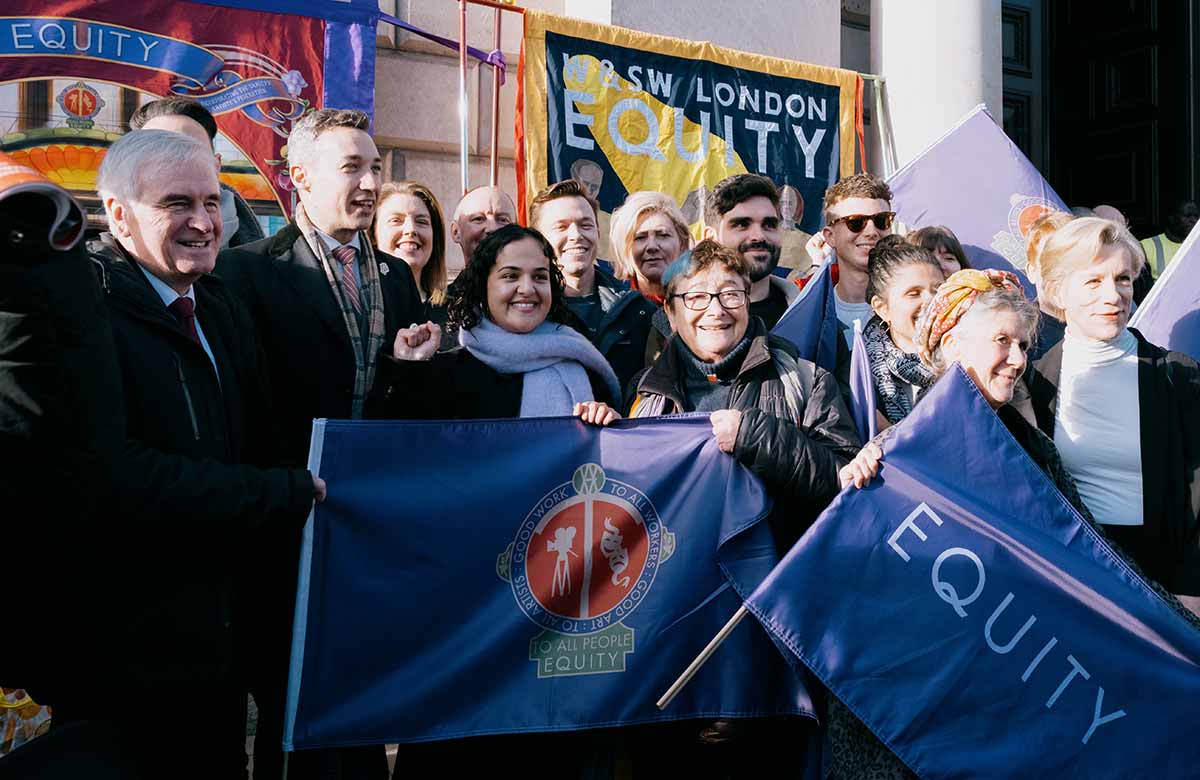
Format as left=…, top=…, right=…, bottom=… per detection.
left=703, top=173, right=799, bottom=328
left=811, top=173, right=896, bottom=346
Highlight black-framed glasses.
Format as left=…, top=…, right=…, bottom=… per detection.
left=829, top=211, right=896, bottom=233
left=671, top=289, right=748, bottom=311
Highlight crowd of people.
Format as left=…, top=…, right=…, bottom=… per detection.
left=1, top=94, right=1198, bottom=780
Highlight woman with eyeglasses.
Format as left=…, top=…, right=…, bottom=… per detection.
left=626, top=239, right=859, bottom=776
left=629, top=239, right=859, bottom=547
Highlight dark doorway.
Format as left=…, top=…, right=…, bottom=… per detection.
left=1045, top=0, right=1200, bottom=236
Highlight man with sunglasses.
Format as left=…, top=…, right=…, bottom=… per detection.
left=703, top=173, right=799, bottom=328
left=815, top=173, right=896, bottom=346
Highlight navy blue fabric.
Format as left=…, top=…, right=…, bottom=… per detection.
left=194, top=0, right=377, bottom=23
left=285, top=415, right=813, bottom=749
left=771, top=260, right=839, bottom=371
left=847, top=322, right=876, bottom=441
left=747, top=365, right=1200, bottom=779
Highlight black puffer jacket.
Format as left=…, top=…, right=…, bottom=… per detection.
left=630, top=325, right=861, bottom=550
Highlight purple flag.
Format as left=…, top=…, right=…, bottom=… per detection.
left=745, top=366, right=1200, bottom=778
left=1128, top=223, right=1200, bottom=361
left=888, top=105, right=1067, bottom=295
left=771, top=260, right=839, bottom=371
left=847, top=319, right=877, bottom=441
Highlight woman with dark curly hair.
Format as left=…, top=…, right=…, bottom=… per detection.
left=368, top=223, right=622, bottom=421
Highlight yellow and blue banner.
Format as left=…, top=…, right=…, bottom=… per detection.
left=517, top=10, right=862, bottom=240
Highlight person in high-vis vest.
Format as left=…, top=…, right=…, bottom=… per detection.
left=1141, top=198, right=1199, bottom=278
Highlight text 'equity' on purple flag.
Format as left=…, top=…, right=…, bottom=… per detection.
left=745, top=365, right=1200, bottom=779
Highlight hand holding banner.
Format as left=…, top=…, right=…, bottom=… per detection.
left=746, top=366, right=1200, bottom=779
left=285, top=415, right=812, bottom=750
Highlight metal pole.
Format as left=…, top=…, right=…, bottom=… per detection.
left=872, top=77, right=890, bottom=177
left=878, top=78, right=900, bottom=175
left=458, top=0, right=470, bottom=195
left=489, top=7, right=502, bottom=187
left=656, top=605, right=748, bottom=710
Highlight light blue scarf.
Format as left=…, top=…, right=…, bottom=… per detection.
left=460, top=318, right=621, bottom=417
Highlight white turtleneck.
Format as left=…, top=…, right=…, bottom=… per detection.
left=1053, top=328, right=1143, bottom=526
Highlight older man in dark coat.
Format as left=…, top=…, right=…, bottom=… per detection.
left=24, top=129, right=320, bottom=780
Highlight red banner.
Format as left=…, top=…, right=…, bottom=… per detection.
left=0, top=0, right=326, bottom=213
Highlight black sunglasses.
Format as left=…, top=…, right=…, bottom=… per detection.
left=829, top=211, right=896, bottom=233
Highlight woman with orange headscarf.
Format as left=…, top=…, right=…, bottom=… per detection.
left=828, top=268, right=1200, bottom=780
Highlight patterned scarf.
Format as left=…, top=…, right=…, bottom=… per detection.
left=862, top=316, right=935, bottom=423
left=913, top=268, right=1023, bottom=364
left=294, top=205, right=386, bottom=419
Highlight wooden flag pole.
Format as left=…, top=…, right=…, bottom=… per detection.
left=656, top=605, right=748, bottom=710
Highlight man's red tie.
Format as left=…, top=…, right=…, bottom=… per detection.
left=169, top=296, right=201, bottom=346
left=333, top=245, right=363, bottom=314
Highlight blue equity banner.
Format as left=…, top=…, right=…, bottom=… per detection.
left=888, top=105, right=1067, bottom=294
left=746, top=365, right=1200, bottom=779
left=284, top=415, right=812, bottom=749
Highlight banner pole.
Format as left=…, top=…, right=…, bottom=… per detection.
left=656, top=605, right=748, bottom=710
left=877, top=78, right=900, bottom=176
left=458, top=0, right=470, bottom=194
left=489, top=7, right=502, bottom=187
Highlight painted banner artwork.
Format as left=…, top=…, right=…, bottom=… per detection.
left=517, top=10, right=861, bottom=256
left=0, top=0, right=378, bottom=212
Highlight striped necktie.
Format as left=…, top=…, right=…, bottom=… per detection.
left=333, top=245, right=362, bottom=314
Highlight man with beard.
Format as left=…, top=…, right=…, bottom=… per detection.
left=532, top=178, right=655, bottom=395
left=813, top=173, right=895, bottom=346
left=703, top=174, right=798, bottom=329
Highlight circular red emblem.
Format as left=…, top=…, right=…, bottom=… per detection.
left=511, top=464, right=662, bottom=634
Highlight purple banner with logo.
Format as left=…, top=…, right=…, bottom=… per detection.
left=284, top=415, right=812, bottom=749
left=746, top=366, right=1200, bottom=778
left=888, top=105, right=1067, bottom=295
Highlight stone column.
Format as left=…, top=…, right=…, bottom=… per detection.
left=870, top=0, right=1002, bottom=170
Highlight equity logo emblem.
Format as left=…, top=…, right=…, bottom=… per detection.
left=497, top=464, right=675, bottom=678
left=990, top=194, right=1058, bottom=272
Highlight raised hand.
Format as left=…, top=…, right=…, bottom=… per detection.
left=391, top=322, right=441, bottom=361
